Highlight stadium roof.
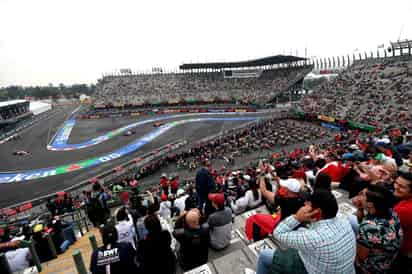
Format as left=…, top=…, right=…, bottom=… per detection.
left=179, top=55, right=306, bottom=70
left=0, top=99, right=27, bottom=108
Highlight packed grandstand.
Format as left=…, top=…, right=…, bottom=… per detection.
left=1, top=46, right=412, bottom=274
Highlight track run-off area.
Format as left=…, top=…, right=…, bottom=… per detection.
left=0, top=112, right=269, bottom=184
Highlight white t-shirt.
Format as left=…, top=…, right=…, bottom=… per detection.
left=159, top=200, right=172, bottom=219
left=6, top=248, right=31, bottom=272
left=245, top=189, right=262, bottom=208
left=231, top=190, right=262, bottom=214
left=174, top=195, right=188, bottom=213
left=116, top=220, right=136, bottom=249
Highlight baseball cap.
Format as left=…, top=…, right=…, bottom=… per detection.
left=161, top=193, right=168, bottom=201
left=177, top=189, right=185, bottom=196
left=374, top=153, right=386, bottom=161
left=243, top=175, right=251, bottom=181
left=279, top=178, right=301, bottom=193
left=208, top=193, right=225, bottom=206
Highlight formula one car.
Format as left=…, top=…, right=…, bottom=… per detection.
left=123, top=130, right=136, bottom=136
left=13, top=150, right=31, bottom=156
left=153, top=122, right=164, bottom=127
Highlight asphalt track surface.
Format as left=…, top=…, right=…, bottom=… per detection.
left=0, top=107, right=272, bottom=207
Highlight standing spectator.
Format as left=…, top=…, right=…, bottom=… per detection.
left=90, top=225, right=138, bottom=274
left=207, top=193, right=233, bottom=250
left=137, top=214, right=176, bottom=274
left=355, top=184, right=402, bottom=273
left=87, top=183, right=110, bottom=226
left=115, top=208, right=136, bottom=249
left=195, top=168, right=216, bottom=210
left=173, top=209, right=209, bottom=270
left=174, top=189, right=188, bottom=216
left=392, top=172, right=412, bottom=271
left=159, top=194, right=172, bottom=219
left=257, top=190, right=356, bottom=274
left=160, top=173, right=169, bottom=195
left=170, top=175, right=179, bottom=195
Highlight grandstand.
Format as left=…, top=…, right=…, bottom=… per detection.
left=94, top=55, right=312, bottom=107
left=2, top=44, right=412, bottom=274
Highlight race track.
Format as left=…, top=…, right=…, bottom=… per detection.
left=0, top=107, right=271, bottom=207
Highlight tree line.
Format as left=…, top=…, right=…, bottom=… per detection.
left=0, top=84, right=95, bottom=101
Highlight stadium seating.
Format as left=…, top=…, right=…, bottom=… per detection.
left=94, top=66, right=312, bottom=106
left=297, top=57, right=412, bottom=128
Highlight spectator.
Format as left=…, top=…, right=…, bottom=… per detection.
left=137, top=214, right=176, bottom=274
left=355, top=184, right=402, bottom=273
left=207, top=193, right=233, bottom=250
left=257, top=190, right=356, bottom=274
left=260, top=177, right=305, bottom=220
left=173, top=209, right=209, bottom=270
left=392, top=172, right=412, bottom=271
left=174, top=188, right=188, bottom=216
left=87, top=183, right=110, bottom=226
left=170, top=175, right=179, bottom=195
left=230, top=179, right=262, bottom=214
left=160, top=173, right=169, bottom=194
left=159, top=193, right=172, bottom=219
left=115, top=208, right=136, bottom=249
left=185, top=184, right=199, bottom=211
left=90, top=224, right=138, bottom=274
left=313, top=172, right=332, bottom=192
left=195, top=168, right=216, bottom=210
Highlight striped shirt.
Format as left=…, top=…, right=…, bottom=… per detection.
left=273, top=215, right=356, bottom=274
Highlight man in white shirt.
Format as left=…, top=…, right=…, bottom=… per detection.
left=115, top=208, right=136, bottom=249
left=174, top=189, right=188, bottom=216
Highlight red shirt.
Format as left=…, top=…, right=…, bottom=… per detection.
left=394, top=198, right=412, bottom=255
left=160, top=178, right=169, bottom=188
left=170, top=179, right=179, bottom=190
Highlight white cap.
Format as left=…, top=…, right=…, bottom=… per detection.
left=279, top=178, right=301, bottom=193
left=243, top=175, right=251, bottom=181
left=177, top=189, right=185, bottom=196
left=349, top=144, right=359, bottom=150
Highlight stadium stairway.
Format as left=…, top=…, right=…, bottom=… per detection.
left=39, top=227, right=102, bottom=274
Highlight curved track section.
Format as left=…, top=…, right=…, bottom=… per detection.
left=48, top=112, right=268, bottom=151
left=0, top=117, right=259, bottom=184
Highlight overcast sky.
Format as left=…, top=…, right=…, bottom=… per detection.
left=1, top=0, right=411, bottom=87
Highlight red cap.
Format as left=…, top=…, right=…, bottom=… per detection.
left=161, top=194, right=168, bottom=201
left=208, top=193, right=225, bottom=206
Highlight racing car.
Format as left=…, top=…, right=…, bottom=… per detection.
left=153, top=122, right=164, bottom=127
left=123, top=130, right=136, bottom=136
left=13, top=150, right=31, bottom=156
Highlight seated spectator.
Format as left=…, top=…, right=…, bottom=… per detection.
left=392, top=172, right=412, bottom=271
left=115, top=208, right=136, bottom=249
left=137, top=214, right=176, bottom=274
left=257, top=190, right=356, bottom=274
left=260, top=176, right=305, bottom=220
left=355, top=184, right=402, bottom=273
left=185, top=184, right=200, bottom=211
left=90, top=224, right=138, bottom=274
left=173, top=209, right=209, bottom=270
left=230, top=178, right=262, bottom=214
left=207, top=193, right=233, bottom=250
left=313, top=172, right=332, bottom=192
